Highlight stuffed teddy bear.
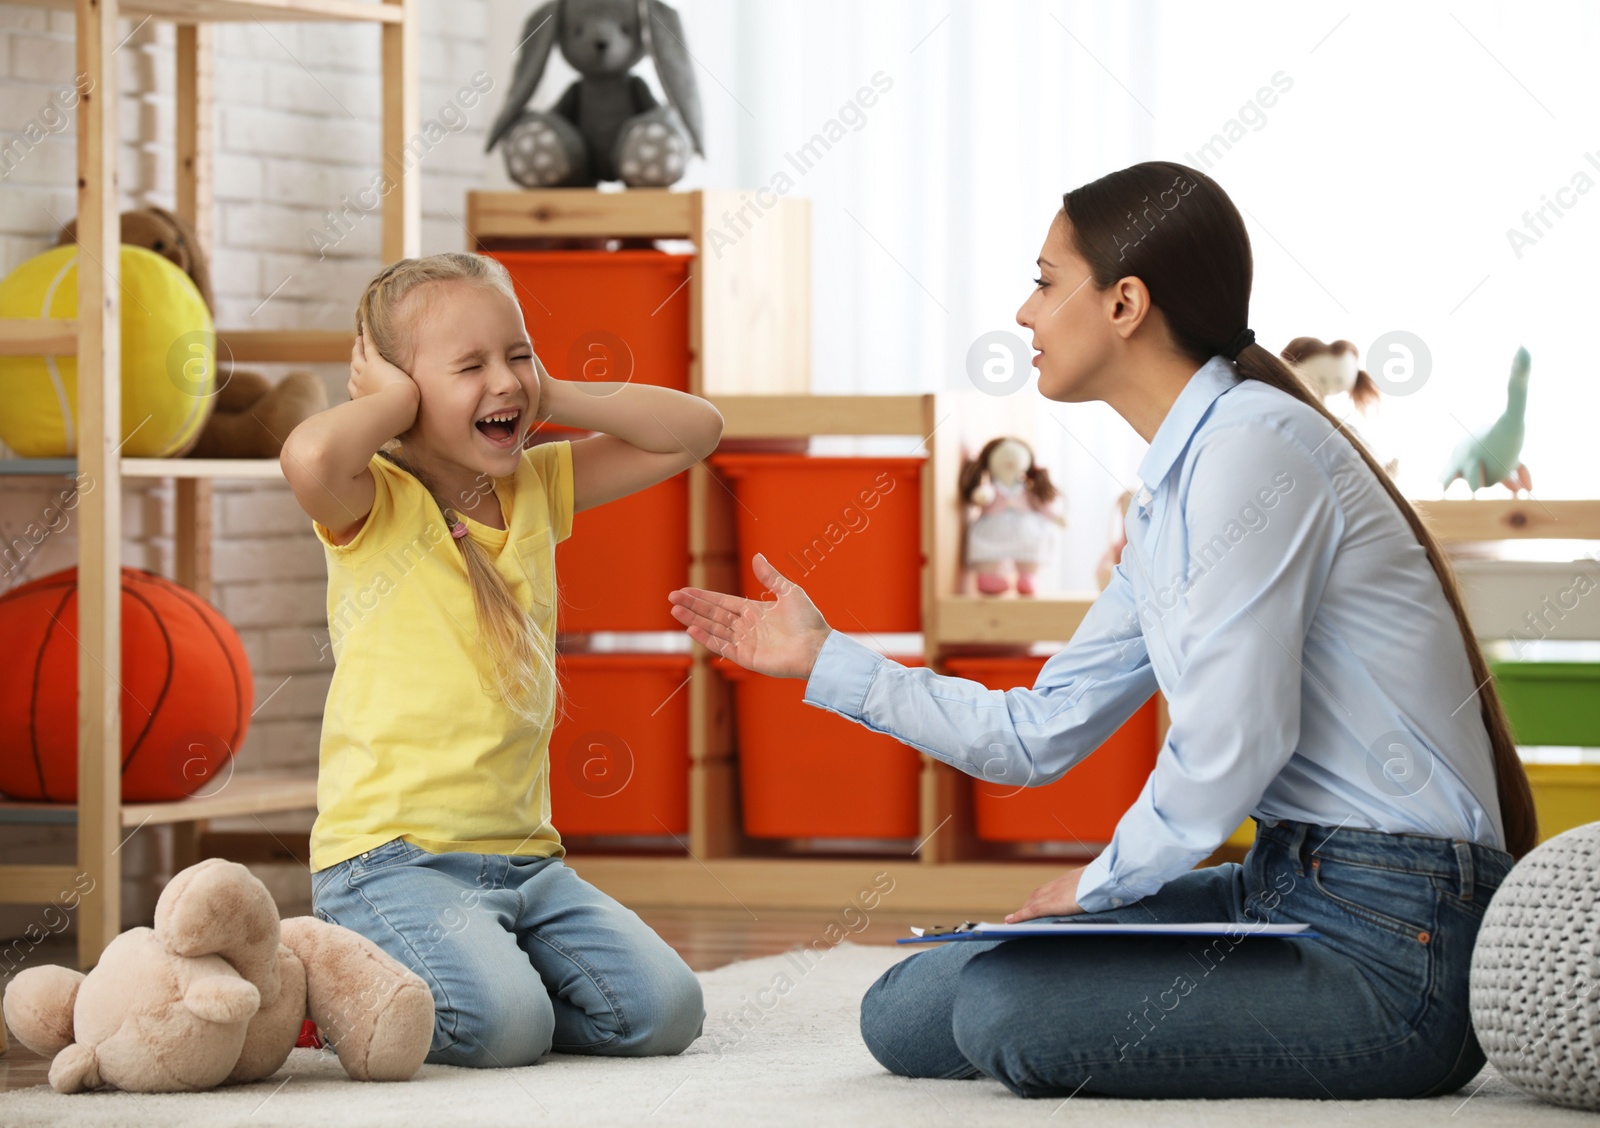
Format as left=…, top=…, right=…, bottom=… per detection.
left=1, top=858, right=434, bottom=1093
left=56, top=206, right=328, bottom=459
left=485, top=0, right=704, bottom=188
left=180, top=360, right=328, bottom=460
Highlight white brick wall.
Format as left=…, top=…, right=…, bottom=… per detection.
left=0, top=0, right=490, bottom=937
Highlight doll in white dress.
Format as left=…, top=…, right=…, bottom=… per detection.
left=1280, top=336, right=1399, bottom=477
left=959, top=436, right=1065, bottom=596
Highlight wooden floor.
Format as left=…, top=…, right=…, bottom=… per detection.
left=0, top=907, right=915, bottom=1093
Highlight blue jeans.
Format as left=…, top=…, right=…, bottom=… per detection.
left=860, top=817, right=1515, bottom=1098
left=311, top=838, right=704, bottom=1068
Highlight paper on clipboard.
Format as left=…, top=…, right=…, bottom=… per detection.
left=900, top=920, right=1320, bottom=944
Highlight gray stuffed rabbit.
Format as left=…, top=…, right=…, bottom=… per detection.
left=486, top=0, right=705, bottom=188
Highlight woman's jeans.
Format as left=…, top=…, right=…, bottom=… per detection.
left=860, top=817, right=1515, bottom=1098
left=312, top=838, right=705, bottom=1068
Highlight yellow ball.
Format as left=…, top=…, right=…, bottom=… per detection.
left=0, top=244, right=215, bottom=458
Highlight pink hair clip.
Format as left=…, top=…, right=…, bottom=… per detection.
left=449, top=519, right=468, bottom=539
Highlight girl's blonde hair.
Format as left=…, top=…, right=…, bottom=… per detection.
left=354, top=251, right=564, bottom=730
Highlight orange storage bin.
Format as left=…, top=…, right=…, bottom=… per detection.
left=943, top=657, right=1159, bottom=843
left=709, top=455, right=925, bottom=633
left=552, top=467, right=688, bottom=632
left=547, top=653, right=692, bottom=837
left=714, top=654, right=923, bottom=839
left=492, top=250, right=694, bottom=631
left=487, top=249, right=692, bottom=393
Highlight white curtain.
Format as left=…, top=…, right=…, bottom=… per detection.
left=672, top=0, right=1158, bottom=594
left=483, top=0, right=1600, bottom=591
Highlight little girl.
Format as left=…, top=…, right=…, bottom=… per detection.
left=281, top=251, right=720, bottom=1069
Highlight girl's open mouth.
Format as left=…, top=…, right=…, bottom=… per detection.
left=475, top=410, right=520, bottom=448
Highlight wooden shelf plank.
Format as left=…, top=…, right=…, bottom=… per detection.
left=219, top=328, right=352, bottom=362
left=568, top=856, right=1066, bottom=916
left=468, top=189, right=697, bottom=240
left=1, top=459, right=282, bottom=481
left=712, top=394, right=927, bottom=438
left=0, top=325, right=352, bottom=362
left=0, top=459, right=80, bottom=476
left=127, top=773, right=318, bottom=824
left=1414, top=498, right=1600, bottom=542
left=0, top=318, right=78, bottom=355
left=122, top=457, right=284, bottom=479
left=0, top=773, right=317, bottom=828
left=0, top=324, right=350, bottom=362
left=936, top=594, right=1096, bottom=645
left=25, top=0, right=403, bottom=22
left=0, top=865, right=83, bottom=904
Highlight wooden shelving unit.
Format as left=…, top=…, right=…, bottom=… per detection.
left=0, top=0, right=419, bottom=969
left=466, top=188, right=1600, bottom=916
left=9, top=115, right=1592, bottom=960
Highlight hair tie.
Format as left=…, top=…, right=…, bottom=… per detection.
left=448, top=517, right=468, bottom=540
left=1223, top=327, right=1256, bottom=361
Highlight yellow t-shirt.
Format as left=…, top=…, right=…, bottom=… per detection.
left=307, top=440, right=574, bottom=873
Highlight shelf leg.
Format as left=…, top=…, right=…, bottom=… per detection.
left=380, top=0, right=421, bottom=262
left=173, top=478, right=213, bottom=601
left=75, top=0, right=126, bottom=971
left=171, top=818, right=209, bottom=874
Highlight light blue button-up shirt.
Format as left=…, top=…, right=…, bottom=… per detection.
left=803, top=356, right=1506, bottom=913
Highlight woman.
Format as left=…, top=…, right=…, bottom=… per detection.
left=666, top=161, right=1534, bottom=1099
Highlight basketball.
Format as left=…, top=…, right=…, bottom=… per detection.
left=0, top=566, right=253, bottom=802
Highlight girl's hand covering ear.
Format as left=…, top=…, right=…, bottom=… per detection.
left=1006, top=865, right=1087, bottom=923
left=348, top=320, right=419, bottom=404
left=668, top=553, right=832, bottom=679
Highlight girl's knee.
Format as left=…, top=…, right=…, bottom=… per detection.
left=428, top=981, right=555, bottom=1069
left=620, top=963, right=704, bottom=1056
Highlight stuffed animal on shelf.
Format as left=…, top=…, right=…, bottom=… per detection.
left=180, top=361, right=328, bottom=460
left=1280, top=336, right=1399, bottom=477
left=1, top=858, right=434, bottom=1094
left=958, top=436, right=1064, bottom=597
left=56, top=206, right=328, bottom=459
left=485, top=0, right=704, bottom=188
left=1441, top=346, right=1533, bottom=495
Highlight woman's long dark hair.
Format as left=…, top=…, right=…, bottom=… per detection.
left=1062, top=161, right=1536, bottom=859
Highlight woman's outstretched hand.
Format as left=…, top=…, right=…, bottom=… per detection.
left=1006, top=864, right=1088, bottom=923
left=668, top=553, right=832, bottom=679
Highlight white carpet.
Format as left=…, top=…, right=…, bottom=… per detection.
left=1, top=942, right=1590, bottom=1127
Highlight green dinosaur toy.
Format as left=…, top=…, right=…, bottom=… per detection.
left=1440, top=346, right=1532, bottom=495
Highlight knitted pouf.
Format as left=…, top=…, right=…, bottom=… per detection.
left=1470, top=821, right=1600, bottom=1109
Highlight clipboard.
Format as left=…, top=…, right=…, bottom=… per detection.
left=898, top=920, right=1321, bottom=944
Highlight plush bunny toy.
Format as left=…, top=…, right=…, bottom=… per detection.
left=1, top=859, right=434, bottom=1094
left=485, top=0, right=704, bottom=188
